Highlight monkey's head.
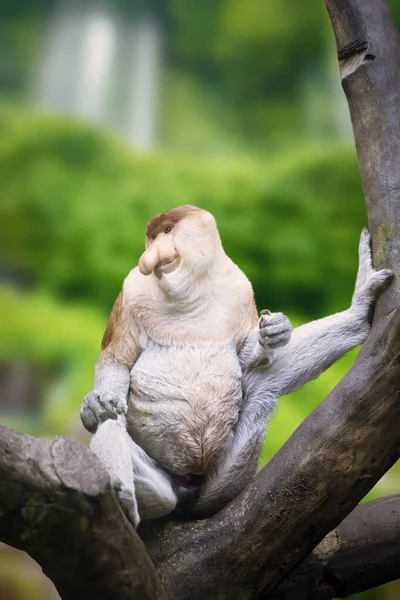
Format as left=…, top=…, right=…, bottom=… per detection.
left=138, top=206, right=222, bottom=279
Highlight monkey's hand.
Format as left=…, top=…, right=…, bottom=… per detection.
left=350, top=228, right=393, bottom=321
left=258, top=310, right=292, bottom=349
left=240, top=311, right=293, bottom=371
left=80, top=391, right=128, bottom=434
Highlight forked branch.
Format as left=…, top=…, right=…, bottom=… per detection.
left=140, top=306, right=400, bottom=599
left=274, top=495, right=400, bottom=599
left=1, top=424, right=400, bottom=600
left=0, top=1, right=399, bottom=599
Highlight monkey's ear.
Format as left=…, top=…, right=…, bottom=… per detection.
left=102, top=290, right=124, bottom=350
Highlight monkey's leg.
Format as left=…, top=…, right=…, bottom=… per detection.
left=188, top=389, right=277, bottom=518
left=244, top=229, right=393, bottom=398
left=90, top=416, right=141, bottom=526
left=90, top=417, right=177, bottom=526
left=126, top=436, right=178, bottom=521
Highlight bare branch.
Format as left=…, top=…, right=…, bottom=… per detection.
left=325, top=0, right=400, bottom=319
left=1, top=3, right=400, bottom=600
left=0, top=426, right=167, bottom=600
left=2, top=421, right=399, bottom=600
left=274, top=495, right=400, bottom=599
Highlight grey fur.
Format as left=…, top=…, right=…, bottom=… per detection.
left=81, top=227, right=393, bottom=526
left=81, top=363, right=130, bottom=432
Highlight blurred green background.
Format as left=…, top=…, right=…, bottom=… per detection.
left=1, top=1, right=399, bottom=598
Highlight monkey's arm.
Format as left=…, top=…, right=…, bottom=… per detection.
left=264, top=229, right=393, bottom=397
left=80, top=288, right=140, bottom=433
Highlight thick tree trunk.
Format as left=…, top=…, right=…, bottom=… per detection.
left=1, top=1, right=400, bottom=599
left=325, top=0, right=400, bottom=311
left=1, top=424, right=400, bottom=599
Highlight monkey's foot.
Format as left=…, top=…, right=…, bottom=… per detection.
left=115, top=484, right=141, bottom=528
left=351, top=228, right=394, bottom=317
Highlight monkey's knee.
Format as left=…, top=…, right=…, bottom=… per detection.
left=90, top=418, right=141, bottom=524
left=188, top=464, right=256, bottom=519
left=115, top=484, right=140, bottom=528
left=136, top=479, right=177, bottom=520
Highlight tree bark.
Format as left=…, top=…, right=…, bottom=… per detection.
left=274, top=495, right=400, bottom=599
left=0, top=426, right=166, bottom=600
left=139, top=306, right=400, bottom=599
left=1, top=1, right=400, bottom=599
left=325, top=0, right=400, bottom=315
left=1, top=427, right=399, bottom=600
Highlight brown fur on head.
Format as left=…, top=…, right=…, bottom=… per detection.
left=145, top=205, right=201, bottom=240
left=138, top=205, right=221, bottom=278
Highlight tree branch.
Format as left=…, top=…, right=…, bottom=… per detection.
left=325, top=0, right=400, bottom=318
left=2, top=424, right=399, bottom=600
left=140, top=305, right=400, bottom=599
left=140, top=2, right=400, bottom=597
left=273, top=495, right=400, bottom=599
left=1, top=2, right=399, bottom=600
left=0, top=426, right=167, bottom=600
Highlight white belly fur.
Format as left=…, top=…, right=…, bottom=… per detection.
left=127, top=341, right=243, bottom=475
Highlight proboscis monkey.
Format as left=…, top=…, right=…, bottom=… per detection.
left=80, top=206, right=393, bottom=526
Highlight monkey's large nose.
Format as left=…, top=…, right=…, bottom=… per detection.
left=138, top=245, right=159, bottom=275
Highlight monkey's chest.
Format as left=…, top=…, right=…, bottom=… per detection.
left=127, top=343, right=243, bottom=475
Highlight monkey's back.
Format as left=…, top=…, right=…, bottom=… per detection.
left=127, top=340, right=243, bottom=475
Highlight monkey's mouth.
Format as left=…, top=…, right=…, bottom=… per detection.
left=155, top=255, right=180, bottom=275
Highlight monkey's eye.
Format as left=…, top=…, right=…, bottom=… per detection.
left=164, top=225, right=173, bottom=234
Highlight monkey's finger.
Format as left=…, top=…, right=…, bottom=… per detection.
left=363, top=269, right=394, bottom=298
left=260, top=316, right=292, bottom=338
left=99, top=405, right=119, bottom=420
left=259, top=309, right=272, bottom=328
left=259, top=322, right=292, bottom=336
left=355, top=228, right=374, bottom=287
left=107, top=397, right=122, bottom=410
left=358, top=228, right=373, bottom=269
left=107, top=396, right=127, bottom=416
left=81, top=392, right=103, bottom=428
left=80, top=406, right=99, bottom=433
left=261, top=333, right=291, bottom=348
left=97, top=395, right=120, bottom=419
left=260, top=312, right=290, bottom=328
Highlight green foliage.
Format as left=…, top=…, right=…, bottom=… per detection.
left=2, top=1, right=400, bottom=596
left=3, top=0, right=400, bottom=150
left=1, top=107, right=367, bottom=319
left=0, top=285, right=103, bottom=435
left=2, top=108, right=398, bottom=506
